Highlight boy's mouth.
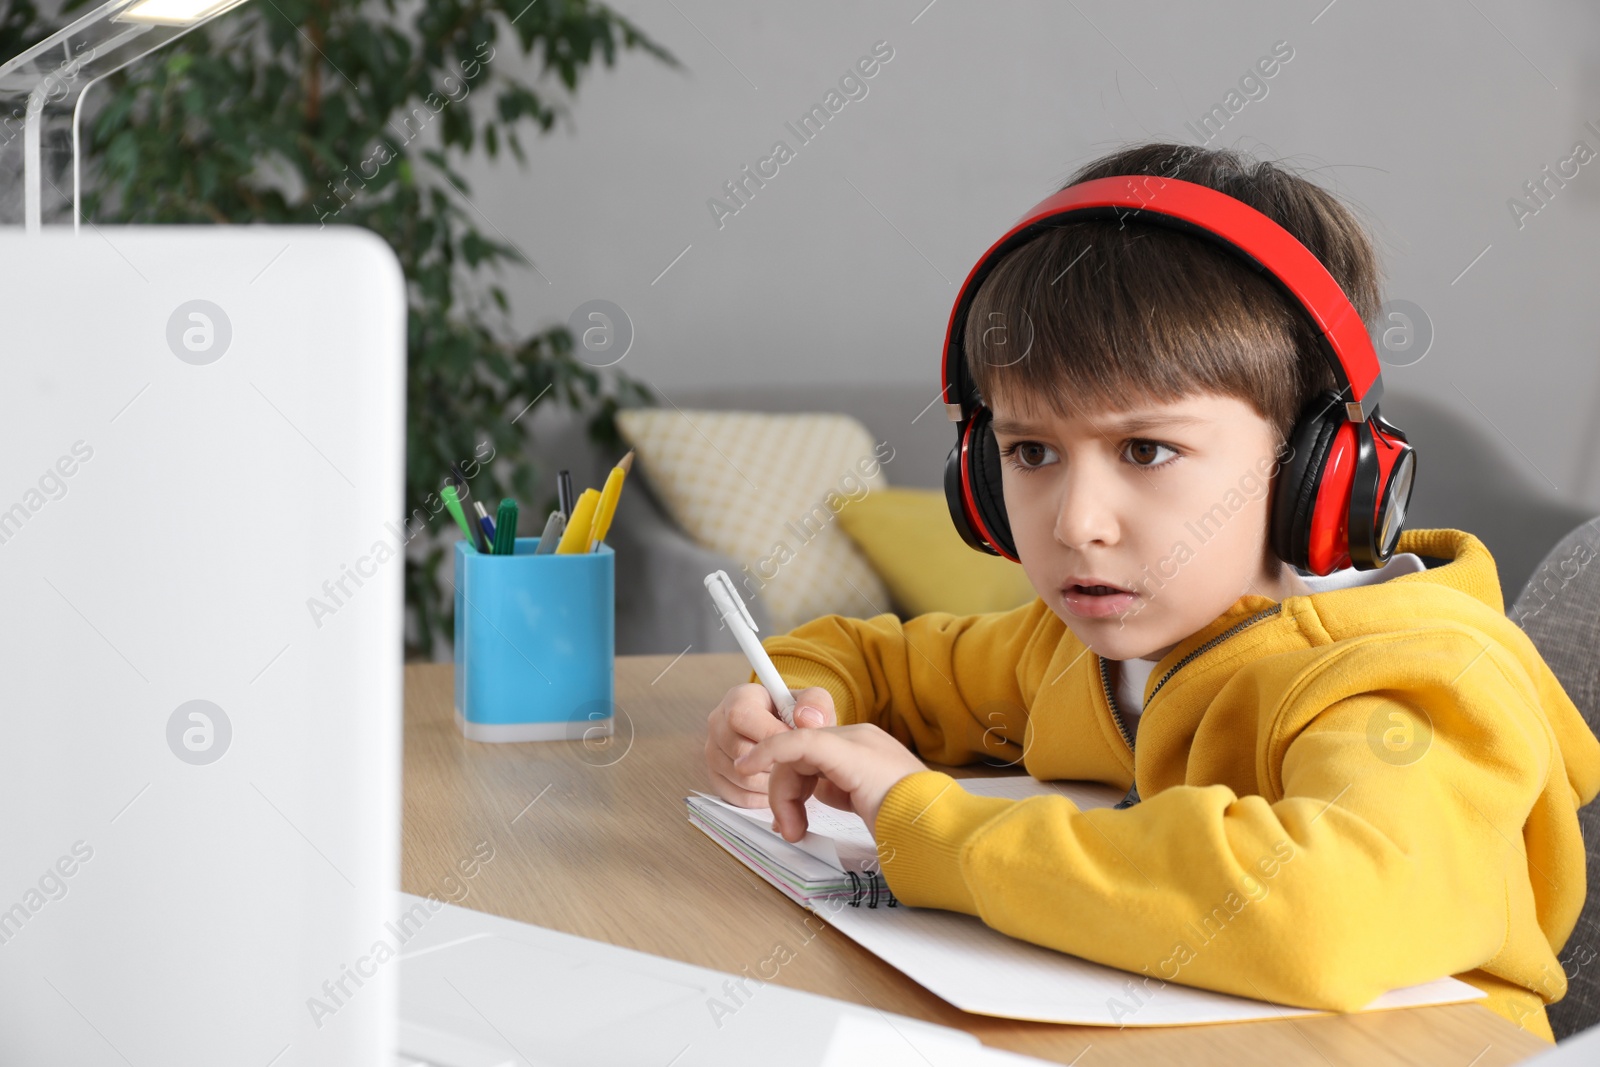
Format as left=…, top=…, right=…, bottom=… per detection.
left=1063, top=576, right=1133, bottom=595
left=1060, top=578, right=1139, bottom=619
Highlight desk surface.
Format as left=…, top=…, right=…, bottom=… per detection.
left=402, top=655, right=1549, bottom=1066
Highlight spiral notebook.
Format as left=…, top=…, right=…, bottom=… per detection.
left=686, top=786, right=902, bottom=908
left=684, top=775, right=1488, bottom=1026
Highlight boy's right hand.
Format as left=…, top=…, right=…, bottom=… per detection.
left=706, top=683, right=836, bottom=808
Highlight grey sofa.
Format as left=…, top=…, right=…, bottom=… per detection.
left=518, top=383, right=1596, bottom=656
left=1512, top=517, right=1600, bottom=1041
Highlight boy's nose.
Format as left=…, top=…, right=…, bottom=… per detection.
left=1053, top=465, right=1120, bottom=549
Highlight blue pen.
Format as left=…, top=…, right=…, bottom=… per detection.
left=473, top=501, right=496, bottom=542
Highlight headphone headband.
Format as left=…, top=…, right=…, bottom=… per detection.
left=940, top=174, right=1383, bottom=425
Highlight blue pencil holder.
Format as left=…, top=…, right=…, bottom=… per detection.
left=453, top=538, right=615, bottom=742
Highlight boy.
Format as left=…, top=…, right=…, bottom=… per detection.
left=703, top=142, right=1600, bottom=1042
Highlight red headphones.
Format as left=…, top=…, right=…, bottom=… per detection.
left=942, top=174, right=1417, bottom=575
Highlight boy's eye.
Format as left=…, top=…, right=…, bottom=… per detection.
left=1125, top=439, right=1180, bottom=468
left=1001, top=439, right=1180, bottom=472
left=1003, top=441, right=1058, bottom=470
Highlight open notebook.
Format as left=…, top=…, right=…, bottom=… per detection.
left=685, top=774, right=1488, bottom=1027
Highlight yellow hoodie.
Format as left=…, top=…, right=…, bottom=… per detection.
left=763, top=528, right=1600, bottom=1042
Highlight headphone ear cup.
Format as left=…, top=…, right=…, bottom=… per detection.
left=944, top=411, right=1018, bottom=560
left=1270, top=390, right=1345, bottom=572
left=967, top=411, right=1018, bottom=561
left=945, top=436, right=989, bottom=554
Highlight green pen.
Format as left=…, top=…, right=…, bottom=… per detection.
left=493, top=498, right=518, bottom=555
left=442, top=485, right=479, bottom=550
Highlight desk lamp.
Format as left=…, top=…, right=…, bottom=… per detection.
left=0, top=0, right=253, bottom=232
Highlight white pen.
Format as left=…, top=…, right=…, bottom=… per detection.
left=704, top=570, right=798, bottom=728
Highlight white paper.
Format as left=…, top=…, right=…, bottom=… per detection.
left=817, top=900, right=1484, bottom=1026
left=691, top=777, right=1487, bottom=1027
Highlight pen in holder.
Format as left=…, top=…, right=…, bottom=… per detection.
left=453, top=538, right=614, bottom=742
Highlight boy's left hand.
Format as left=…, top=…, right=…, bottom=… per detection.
left=733, top=723, right=928, bottom=842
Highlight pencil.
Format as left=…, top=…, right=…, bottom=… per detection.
left=555, top=489, right=600, bottom=554
left=587, top=450, right=634, bottom=552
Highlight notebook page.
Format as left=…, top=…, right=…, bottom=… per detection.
left=685, top=803, right=842, bottom=885
left=691, top=776, right=1120, bottom=875
left=686, top=808, right=821, bottom=908
left=690, top=790, right=879, bottom=873
left=819, top=901, right=1485, bottom=1026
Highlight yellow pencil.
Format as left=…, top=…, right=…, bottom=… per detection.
left=555, top=489, right=600, bottom=554
left=587, top=450, right=634, bottom=552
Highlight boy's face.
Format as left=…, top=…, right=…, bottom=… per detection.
left=990, top=388, right=1309, bottom=663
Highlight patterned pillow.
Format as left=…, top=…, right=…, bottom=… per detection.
left=615, top=409, right=894, bottom=633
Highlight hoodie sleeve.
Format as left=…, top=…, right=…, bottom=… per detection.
left=760, top=598, right=1059, bottom=767
left=871, top=631, right=1561, bottom=1012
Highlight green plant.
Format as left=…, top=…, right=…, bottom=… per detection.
left=55, top=0, right=672, bottom=657
left=1, top=1, right=46, bottom=58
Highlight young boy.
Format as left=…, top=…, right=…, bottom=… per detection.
left=703, top=142, right=1600, bottom=1042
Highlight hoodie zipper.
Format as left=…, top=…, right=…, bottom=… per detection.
left=1102, top=602, right=1284, bottom=809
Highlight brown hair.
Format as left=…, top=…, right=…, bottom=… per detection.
left=964, top=142, right=1384, bottom=451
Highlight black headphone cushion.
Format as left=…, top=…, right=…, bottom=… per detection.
left=1271, top=390, right=1345, bottom=569
left=967, top=412, right=1016, bottom=559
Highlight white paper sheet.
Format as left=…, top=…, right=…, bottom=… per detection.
left=691, top=776, right=1487, bottom=1026
left=817, top=896, right=1483, bottom=1026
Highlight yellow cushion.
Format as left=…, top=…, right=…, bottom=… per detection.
left=615, top=409, right=894, bottom=633
left=835, top=487, right=1038, bottom=617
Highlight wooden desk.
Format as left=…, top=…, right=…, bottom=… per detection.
left=402, top=654, right=1549, bottom=1066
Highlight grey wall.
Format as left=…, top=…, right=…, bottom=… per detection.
left=455, top=0, right=1600, bottom=513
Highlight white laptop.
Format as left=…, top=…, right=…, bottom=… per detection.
left=0, top=228, right=1044, bottom=1067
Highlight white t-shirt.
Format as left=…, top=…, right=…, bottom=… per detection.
left=1113, top=552, right=1427, bottom=739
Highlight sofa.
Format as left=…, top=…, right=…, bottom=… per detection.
left=516, top=382, right=1597, bottom=656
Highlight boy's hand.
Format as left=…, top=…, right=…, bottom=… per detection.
left=734, top=724, right=928, bottom=842
left=705, top=683, right=837, bottom=807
